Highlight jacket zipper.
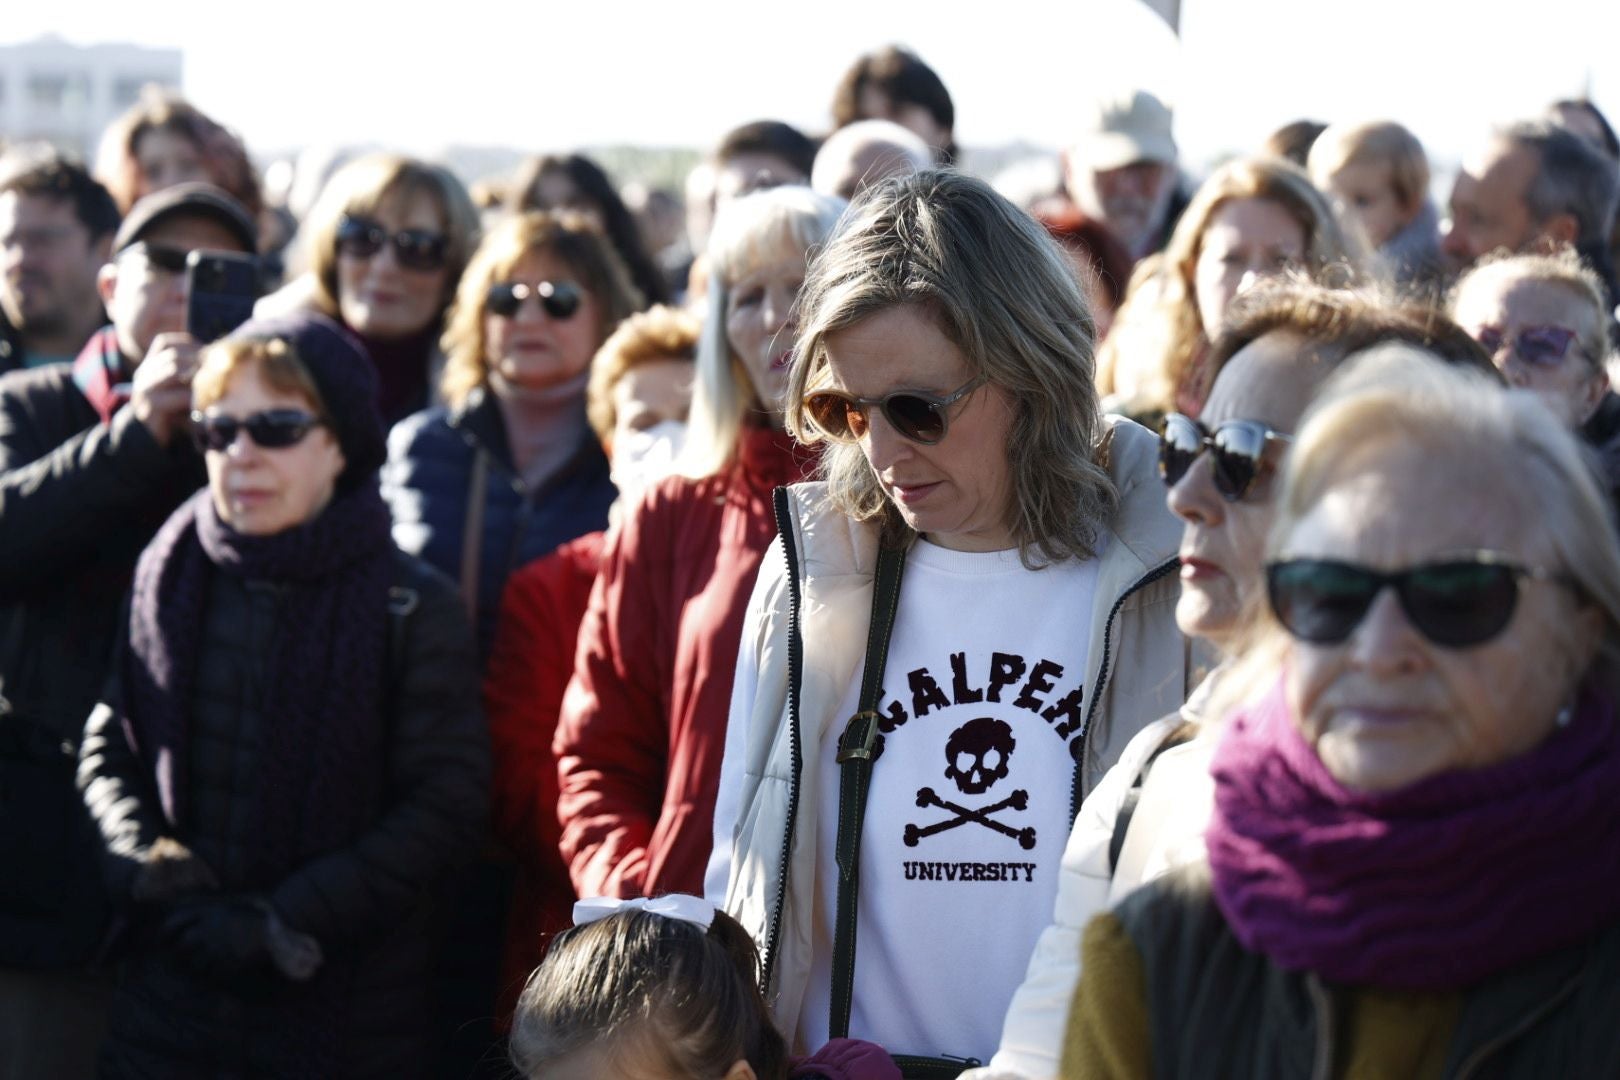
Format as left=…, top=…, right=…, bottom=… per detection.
left=1069, top=558, right=1180, bottom=822
left=1453, top=974, right=1579, bottom=1078
left=760, top=486, right=804, bottom=992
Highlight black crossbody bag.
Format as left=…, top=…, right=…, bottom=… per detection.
left=828, top=542, right=982, bottom=1079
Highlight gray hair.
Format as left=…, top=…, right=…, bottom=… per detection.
left=811, top=120, right=933, bottom=200
left=786, top=169, right=1118, bottom=568
left=1503, top=120, right=1620, bottom=253
left=681, top=185, right=846, bottom=478
left=1449, top=247, right=1614, bottom=375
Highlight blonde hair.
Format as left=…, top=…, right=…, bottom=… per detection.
left=1307, top=121, right=1431, bottom=212
left=1208, top=344, right=1620, bottom=723
left=787, top=169, right=1118, bottom=567
left=681, top=186, right=846, bottom=478
left=439, top=210, right=643, bottom=409
left=302, top=153, right=480, bottom=322
left=1449, top=247, right=1614, bottom=374
left=192, top=336, right=323, bottom=414
left=586, top=304, right=700, bottom=443
left=1097, top=157, right=1366, bottom=416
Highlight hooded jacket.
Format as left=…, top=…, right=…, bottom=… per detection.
left=706, top=418, right=1195, bottom=1044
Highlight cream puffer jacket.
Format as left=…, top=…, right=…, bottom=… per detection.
left=705, top=417, right=1197, bottom=1049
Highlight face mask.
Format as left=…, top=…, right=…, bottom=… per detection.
left=611, top=419, right=687, bottom=502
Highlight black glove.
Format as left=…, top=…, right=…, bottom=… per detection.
left=163, top=895, right=273, bottom=981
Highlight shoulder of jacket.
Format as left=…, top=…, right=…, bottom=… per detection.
left=1098, top=416, right=1181, bottom=575
left=387, top=405, right=458, bottom=455
left=781, top=480, right=879, bottom=580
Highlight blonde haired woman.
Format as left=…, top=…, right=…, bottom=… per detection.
left=704, top=171, right=1193, bottom=1068
left=1098, top=157, right=1364, bottom=423
left=383, top=209, right=642, bottom=656
left=553, top=186, right=844, bottom=906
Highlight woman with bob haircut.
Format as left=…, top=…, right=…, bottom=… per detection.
left=509, top=153, right=672, bottom=306
left=1097, top=156, right=1365, bottom=424
left=78, top=313, right=488, bottom=1077
left=974, top=280, right=1496, bottom=1079
left=279, top=152, right=479, bottom=425
left=1065, top=349, right=1620, bottom=1077
left=94, top=87, right=262, bottom=218
left=703, top=170, right=1193, bottom=1069
left=553, top=186, right=845, bottom=907
left=384, top=209, right=641, bottom=658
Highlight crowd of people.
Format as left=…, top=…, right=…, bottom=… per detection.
left=1, top=40, right=1619, bottom=1080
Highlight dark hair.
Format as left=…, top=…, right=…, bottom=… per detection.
left=1549, top=98, right=1620, bottom=160
left=1204, top=275, right=1502, bottom=397
left=0, top=146, right=121, bottom=240
left=1263, top=119, right=1328, bottom=168
left=509, top=908, right=788, bottom=1080
left=1502, top=120, right=1620, bottom=253
left=831, top=46, right=957, bottom=164
left=715, top=121, right=819, bottom=181
left=508, top=153, right=669, bottom=305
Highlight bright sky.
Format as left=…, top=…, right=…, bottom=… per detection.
left=6, top=0, right=1617, bottom=175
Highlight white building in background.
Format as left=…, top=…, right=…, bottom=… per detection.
left=0, top=36, right=182, bottom=161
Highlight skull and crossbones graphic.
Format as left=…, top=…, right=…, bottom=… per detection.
left=903, top=717, right=1036, bottom=850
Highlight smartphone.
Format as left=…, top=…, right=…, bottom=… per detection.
left=186, top=251, right=260, bottom=343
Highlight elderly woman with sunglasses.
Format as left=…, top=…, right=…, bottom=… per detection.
left=383, top=210, right=643, bottom=658
left=1065, top=347, right=1620, bottom=1078
left=972, top=281, right=1495, bottom=1079
left=1450, top=247, right=1620, bottom=502
left=261, top=153, right=479, bottom=426
left=553, top=186, right=844, bottom=908
left=698, top=171, right=1196, bottom=1069
left=77, top=314, right=488, bottom=1077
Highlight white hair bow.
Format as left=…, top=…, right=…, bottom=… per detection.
left=571, top=894, right=716, bottom=932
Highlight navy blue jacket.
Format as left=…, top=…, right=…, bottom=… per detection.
left=382, top=387, right=615, bottom=659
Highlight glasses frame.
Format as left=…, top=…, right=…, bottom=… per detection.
left=1159, top=413, right=1293, bottom=502
left=334, top=214, right=449, bottom=273
left=1264, top=550, right=1572, bottom=649
left=802, top=374, right=988, bottom=446
left=484, top=280, right=583, bottom=320
left=190, top=408, right=328, bottom=453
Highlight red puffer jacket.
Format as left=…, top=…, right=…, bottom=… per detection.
left=483, top=530, right=605, bottom=1021
left=554, top=426, right=814, bottom=899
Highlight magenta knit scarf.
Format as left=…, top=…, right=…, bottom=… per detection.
left=1205, top=676, right=1620, bottom=990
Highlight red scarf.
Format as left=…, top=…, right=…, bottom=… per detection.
left=70, top=326, right=131, bottom=425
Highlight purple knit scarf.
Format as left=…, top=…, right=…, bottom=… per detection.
left=122, top=485, right=393, bottom=882
left=1205, top=675, right=1620, bottom=990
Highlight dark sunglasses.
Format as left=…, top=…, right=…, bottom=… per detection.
left=485, top=280, right=583, bottom=320
left=1266, top=553, right=1571, bottom=649
left=335, top=214, right=449, bottom=272
left=1159, top=413, right=1292, bottom=502
left=1476, top=325, right=1583, bottom=369
left=190, top=408, right=326, bottom=452
left=123, top=242, right=191, bottom=275
left=802, top=375, right=986, bottom=446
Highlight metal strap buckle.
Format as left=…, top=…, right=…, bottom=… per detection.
left=836, top=710, right=881, bottom=763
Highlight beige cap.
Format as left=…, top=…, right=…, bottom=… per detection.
left=1072, top=89, right=1177, bottom=171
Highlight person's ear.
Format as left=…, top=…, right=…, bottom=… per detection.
left=96, top=261, right=119, bottom=307
left=721, top=1061, right=758, bottom=1080
left=1577, top=365, right=1610, bottom=426
left=1538, top=212, right=1580, bottom=249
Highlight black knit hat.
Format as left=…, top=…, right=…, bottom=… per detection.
left=225, top=312, right=386, bottom=489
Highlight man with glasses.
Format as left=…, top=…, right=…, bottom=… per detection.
left=1450, top=247, right=1620, bottom=504
left=0, top=182, right=255, bottom=1077
left=0, top=147, right=120, bottom=374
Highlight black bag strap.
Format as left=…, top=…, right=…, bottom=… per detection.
left=458, top=447, right=490, bottom=628
left=829, top=541, right=905, bottom=1041
left=828, top=544, right=980, bottom=1076
left=1106, top=721, right=1198, bottom=875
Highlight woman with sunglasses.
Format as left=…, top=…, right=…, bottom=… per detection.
left=698, top=171, right=1194, bottom=1069
left=78, top=313, right=488, bottom=1077
left=266, top=153, right=479, bottom=426
left=973, top=280, right=1495, bottom=1078
left=1096, top=157, right=1364, bottom=426
left=383, top=210, right=642, bottom=658
left=553, top=186, right=844, bottom=907
left=1450, top=247, right=1620, bottom=501
left=1064, top=347, right=1620, bottom=1077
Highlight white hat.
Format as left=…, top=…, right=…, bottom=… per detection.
left=1072, top=89, right=1177, bottom=171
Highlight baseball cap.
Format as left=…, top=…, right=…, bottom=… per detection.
left=113, top=182, right=259, bottom=255
left=1072, top=90, right=1178, bottom=172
